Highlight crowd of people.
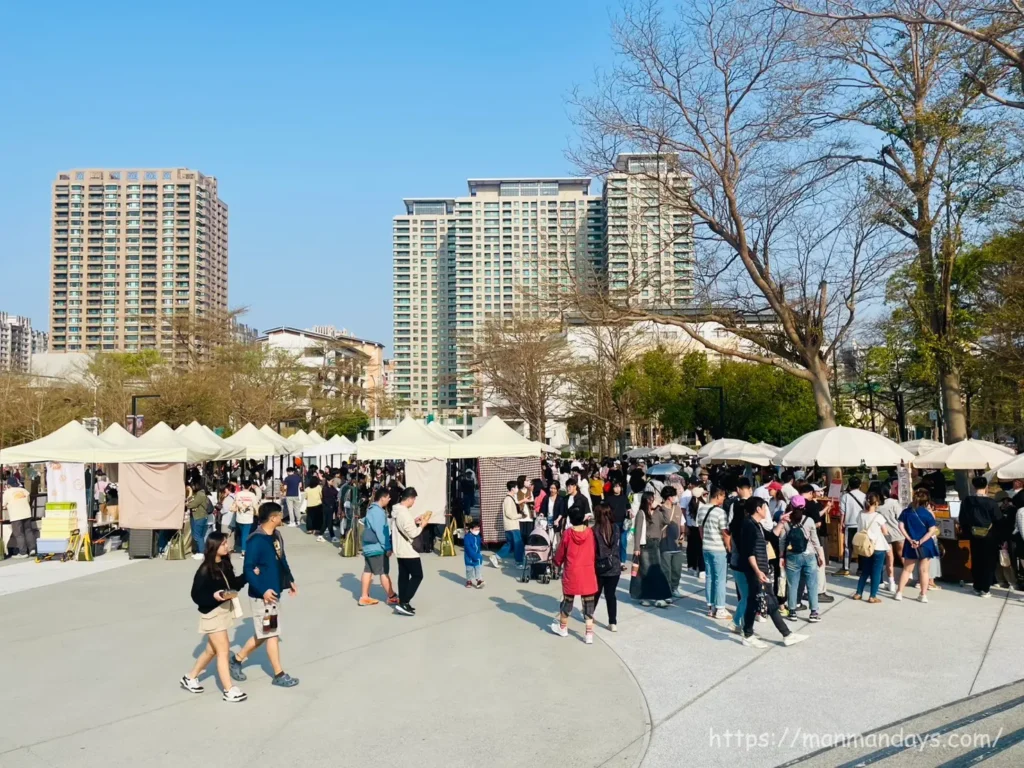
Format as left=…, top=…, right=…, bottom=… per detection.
left=170, top=452, right=1024, bottom=703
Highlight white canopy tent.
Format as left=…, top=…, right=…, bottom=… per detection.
left=0, top=421, right=169, bottom=464
left=914, top=439, right=1016, bottom=471
left=178, top=421, right=246, bottom=461
left=306, top=430, right=326, bottom=444
left=773, top=426, right=914, bottom=468
left=301, top=434, right=356, bottom=464
left=226, top=423, right=294, bottom=459
left=99, top=422, right=138, bottom=447
left=448, top=416, right=542, bottom=459
left=258, top=425, right=296, bottom=454
left=287, top=429, right=313, bottom=448
left=426, top=421, right=462, bottom=444
left=130, top=422, right=224, bottom=463
left=357, top=416, right=451, bottom=460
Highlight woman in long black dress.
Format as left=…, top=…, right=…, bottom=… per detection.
left=630, top=491, right=672, bottom=607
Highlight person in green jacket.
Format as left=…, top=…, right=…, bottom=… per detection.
left=186, top=483, right=210, bottom=561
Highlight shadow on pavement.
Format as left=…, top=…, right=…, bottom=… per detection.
left=438, top=569, right=469, bottom=586
left=337, top=573, right=365, bottom=602
left=489, top=595, right=553, bottom=631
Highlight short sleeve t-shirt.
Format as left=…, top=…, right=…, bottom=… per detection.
left=899, top=507, right=936, bottom=541
left=3, top=487, right=32, bottom=521
left=700, top=505, right=728, bottom=552
left=283, top=474, right=302, bottom=497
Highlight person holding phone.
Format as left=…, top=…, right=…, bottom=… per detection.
left=392, top=487, right=430, bottom=616
left=181, top=531, right=248, bottom=702
left=230, top=502, right=299, bottom=688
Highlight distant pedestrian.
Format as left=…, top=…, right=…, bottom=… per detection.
left=392, top=487, right=430, bottom=616
left=594, top=502, right=622, bottom=632
left=282, top=466, right=303, bottom=528
left=464, top=518, right=485, bottom=589
left=305, top=475, right=325, bottom=541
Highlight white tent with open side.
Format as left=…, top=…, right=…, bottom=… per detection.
left=178, top=421, right=246, bottom=461
left=0, top=420, right=169, bottom=464
left=130, top=422, right=226, bottom=463
left=356, top=416, right=452, bottom=460
left=306, top=429, right=326, bottom=444
left=426, top=421, right=462, bottom=444
left=448, top=416, right=543, bottom=459
left=99, top=422, right=139, bottom=447
left=258, top=425, right=297, bottom=454
left=226, top=423, right=294, bottom=459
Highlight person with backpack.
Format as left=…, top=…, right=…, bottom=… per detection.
left=779, top=495, right=824, bottom=622
left=851, top=491, right=890, bottom=602
left=594, top=502, right=622, bottom=632
left=699, top=486, right=731, bottom=620
left=895, top=489, right=941, bottom=603
left=839, top=476, right=866, bottom=576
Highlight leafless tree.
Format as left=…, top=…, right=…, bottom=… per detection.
left=473, top=317, right=570, bottom=441
left=569, top=0, right=895, bottom=427
left=779, top=0, right=1022, bottom=108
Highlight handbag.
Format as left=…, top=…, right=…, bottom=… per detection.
left=971, top=525, right=992, bottom=539
left=629, top=553, right=643, bottom=600
left=999, top=548, right=1012, bottom=568
left=222, top=571, right=244, bottom=619
left=166, top=522, right=193, bottom=561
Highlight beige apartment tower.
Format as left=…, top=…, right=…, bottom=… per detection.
left=49, top=168, right=228, bottom=357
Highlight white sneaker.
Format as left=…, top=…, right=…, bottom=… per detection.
left=888, top=579, right=897, bottom=593
left=191, top=553, right=203, bottom=560
left=315, top=535, right=325, bottom=543
left=222, top=686, right=247, bottom=703
left=13, top=553, right=30, bottom=559
left=654, top=600, right=668, bottom=609
left=584, top=633, right=594, bottom=645
left=980, top=592, right=992, bottom=599
left=549, top=622, right=568, bottom=638
left=784, top=632, right=809, bottom=647
left=673, top=588, right=687, bottom=598
left=755, top=614, right=767, bottom=622
left=714, top=609, right=732, bottom=620
left=609, top=624, right=618, bottom=633
left=894, top=592, right=903, bottom=601
left=487, top=554, right=500, bottom=568
left=742, top=635, right=768, bottom=649
left=288, top=522, right=298, bottom=527
left=698, top=572, right=706, bottom=582
left=180, top=675, right=203, bottom=694
left=919, top=594, right=929, bottom=603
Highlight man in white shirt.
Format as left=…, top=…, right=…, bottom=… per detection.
left=2, top=477, right=36, bottom=558
left=839, top=477, right=866, bottom=576
left=780, top=471, right=799, bottom=503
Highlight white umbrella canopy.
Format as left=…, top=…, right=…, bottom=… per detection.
left=700, top=439, right=777, bottom=467
left=179, top=421, right=245, bottom=461
left=914, top=439, right=1016, bottom=471
left=756, top=441, right=780, bottom=454
left=773, top=426, right=914, bottom=468
left=996, top=453, right=1024, bottom=480
left=652, top=442, right=696, bottom=458
left=697, top=439, right=721, bottom=458
left=900, top=438, right=945, bottom=457
left=626, top=446, right=655, bottom=459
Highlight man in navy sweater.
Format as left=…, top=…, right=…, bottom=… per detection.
left=229, top=502, right=300, bottom=688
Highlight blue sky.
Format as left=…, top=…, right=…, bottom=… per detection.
left=0, top=0, right=616, bottom=350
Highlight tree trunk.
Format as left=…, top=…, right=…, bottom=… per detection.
left=939, top=364, right=969, bottom=499
left=809, top=362, right=837, bottom=429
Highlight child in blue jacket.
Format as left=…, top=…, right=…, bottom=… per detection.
left=464, top=519, right=484, bottom=588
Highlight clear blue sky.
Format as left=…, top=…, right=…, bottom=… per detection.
left=0, top=0, right=616, bottom=351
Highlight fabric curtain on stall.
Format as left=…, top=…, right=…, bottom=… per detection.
left=119, top=463, right=186, bottom=529
left=46, top=462, right=88, bottom=532
left=478, top=457, right=541, bottom=545
left=404, top=458, right=448, bottom=525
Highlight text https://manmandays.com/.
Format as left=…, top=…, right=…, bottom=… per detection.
left=707, top=726, right=1004, bottom=753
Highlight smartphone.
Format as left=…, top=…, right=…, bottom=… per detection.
left=221, top=590, right=238, bottom=600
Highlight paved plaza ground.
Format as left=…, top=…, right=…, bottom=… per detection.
left=0, top=528, right=1022, bottom=767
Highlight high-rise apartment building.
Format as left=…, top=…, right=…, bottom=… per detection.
left=392, top=154, right=694, bottom=418
left=49, top=168, right=228, bottom=357
left=0, top=313, right=37, bottom=372
left=393, top=178, right=601, bottom=415
left=603, top=153, right=694, bottom=307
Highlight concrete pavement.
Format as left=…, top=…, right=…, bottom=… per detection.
left=0, top=528, right=1021, bottom=767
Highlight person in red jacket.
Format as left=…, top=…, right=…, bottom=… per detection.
left=550, top=504, right=599, bottom=644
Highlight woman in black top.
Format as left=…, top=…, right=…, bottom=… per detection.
left=181, top=532, right=248, bottom=702
left=594, top=502, right=623, bottom=631
left=737, top=498, right=806, bottom=649
left=606, top=480, right=631, bottom=570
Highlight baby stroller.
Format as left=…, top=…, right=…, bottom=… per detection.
left=520, top=518, right=554, bottom=584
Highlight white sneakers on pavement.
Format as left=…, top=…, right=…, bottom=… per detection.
left=784, top=633, right=809, bottom=647
left=180, top=675, right=203, bottom=694
left=549, top=622, right=569, bottom=638
left=222, top=686, right=247, bottom=703
left=742, top=635, right=768, bottom=649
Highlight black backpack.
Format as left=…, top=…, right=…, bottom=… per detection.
left=787, top=521, right=809, bottom=555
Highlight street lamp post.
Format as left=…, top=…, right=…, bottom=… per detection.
left=130, top=394, right=160, bottom=436
left=697, top=386, right=725, bottom=440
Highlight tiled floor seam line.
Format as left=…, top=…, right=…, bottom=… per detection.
left=968, top=589, right=1011, bottom=696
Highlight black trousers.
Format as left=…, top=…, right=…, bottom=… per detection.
left=1013, top=534, right=1024, bottom=586
left=743, top=570, right=790, bottom=639
left=596, top=574, right=620, bottom=625
left=970, top=536, right=998, bottom=593
left=397, top=558, right=424, bottom=604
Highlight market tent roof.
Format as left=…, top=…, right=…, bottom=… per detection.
left=306, top=430, right=326, bottom=444
left=287, top=429, right=313, bottom=448
left=699, top=439, right=776, bottom=467
left=357, top=416, right=453, bottom=460
left=773, top=427, right=914, bottom=467
left=426, top=421, right=462, bottom=443
left=131, top=421, right=224, bottom=463
left=179, top=421, right=246, bottom=461
left=900, top=438, right=945, bottom=456
left=914, top=439, right=1016, bottom=471
left=174, top=424, right=186, bottom=434
left=99, top=422, right=138, bottom=447
left=0, top=420, right=166, bottom=464
left=301, top=434, right=356, bottom=462
left=258, top=425, right=296, bottom=454
left=651, top=442, right=696, bottom=458
left=226, top=423, right=293, bottom=459
left=448, top=416, right=542, bottom=459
